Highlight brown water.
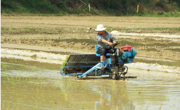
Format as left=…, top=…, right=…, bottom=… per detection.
left=1, top=60, right=180, bottom=110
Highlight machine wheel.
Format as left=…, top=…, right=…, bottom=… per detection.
left=111, top=65, right=120, bottom=80
left=112, top=74, right=120, bottom=80
left=112, top=72, right=120, bottom=80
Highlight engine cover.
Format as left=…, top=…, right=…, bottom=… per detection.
left=119, top=46, right=137, bottom=63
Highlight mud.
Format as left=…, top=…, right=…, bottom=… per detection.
left=1, top=37, right=96, bottom=52
left=1, top=16, right=180, bottom=110
left=2, top=35, right=180, bottom=61
left=1, top=16, right=180, bottom=61
left=2, top=16, right=180, bottom=29
left=135, top=58, right=180, bottom=67
left=1, top=60, right=180, bottom=110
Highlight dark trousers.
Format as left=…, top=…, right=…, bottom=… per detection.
left=97, top=47, right=115, bottom=56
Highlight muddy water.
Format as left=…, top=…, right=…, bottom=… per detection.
left=135, top=58, right=180, bottom=67
left=1, top=59, right=180, bottom=110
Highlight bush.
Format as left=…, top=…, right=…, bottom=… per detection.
left=1, top=0, right=180, bottom=16
left=157, top=10, right=164, bottom=15
left=163, top=12, right=171, bottom=17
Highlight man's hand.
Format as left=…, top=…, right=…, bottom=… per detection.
left=108, top=42, right=113, bottom=46
left=113, top=41, right=116, bottom=43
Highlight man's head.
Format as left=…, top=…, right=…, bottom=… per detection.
left=95, top=24, right=106, bottom=35
left=97, top=30, right=105, bottom=35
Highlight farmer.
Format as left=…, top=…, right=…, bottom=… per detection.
left=95, top=24, right=117, bottom=68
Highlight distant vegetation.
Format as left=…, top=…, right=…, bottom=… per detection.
left=1, top=0, right=180, bottom=16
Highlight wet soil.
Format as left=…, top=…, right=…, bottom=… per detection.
left=1, top=16, right=180, bottom=29
left=2, top=36, right=180, bottom=61
left=1, top=16, right=180, bottom=61
left=1, top=16, right=180, bottom=110
left=1, top=58, right=61, bottom=70
left=1, top=60, right=180, bottom=110
left=135, top=58, right=180, bottom=67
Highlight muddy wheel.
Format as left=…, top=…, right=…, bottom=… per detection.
left=113, top=74, right=120, bottom=80
left=112, top=72, right=120, bottom=80
left=116, top=74, right=120, bottom=80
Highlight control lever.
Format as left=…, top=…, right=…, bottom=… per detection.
left=112, top=42, right=120, bottom=49
left=111, top=42, right=120, bottom=55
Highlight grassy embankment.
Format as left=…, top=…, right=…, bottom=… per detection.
left=1, top=0, right=180, bottom=17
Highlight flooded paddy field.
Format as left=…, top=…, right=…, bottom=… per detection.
left=1, top=16, right=180, bottom=110
left=1, top=58, right=180, bottom=110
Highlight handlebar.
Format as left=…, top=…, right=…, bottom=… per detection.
left=112, top=42, right=120, bottom=48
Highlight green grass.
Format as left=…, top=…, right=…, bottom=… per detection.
left=2, top=11, right=180, bottom=17
left=132, top=12, right=180, bottom=17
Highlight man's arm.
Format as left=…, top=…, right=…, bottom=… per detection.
left=96, top=34, right=114, bottom=46
left=110, top=32, right=116, bottom=44
left=102, top=39, right=113, bottom=46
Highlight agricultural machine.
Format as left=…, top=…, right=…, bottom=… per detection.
left=60, top=43, right=137, bottom=80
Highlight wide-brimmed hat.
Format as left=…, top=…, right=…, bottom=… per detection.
left=95, top=24, right=106, bottom=31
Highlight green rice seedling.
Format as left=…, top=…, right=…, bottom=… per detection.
left=81, top=105, right=84, bottom=109
left=20, top=94, right=22, bottom=98
left=18, top=76, right=21, bottom=81
left=61, top=56, right=69, bottom=68
left=7, top=103, right=10, bottom=110
left=40, top=80, right=43, bottom=87
left=6, top=84, right=9, bottom=89
left=29, top=76, right=31, bottom=81
left=2, top=101, right=5, bottom=108
left=173, top=104, right=175, bottom=107
left=56, top=81, right=58, bottom=87
left=44, top=83, right=47, bottom=87
left=11, top=76, right=14, bottom=80
left=6, top=74, right=9, bottom=78
left=38, top=76, right=40, bottom=80
left=36, top=87, right=39, bottom=92
left=11, top=95, right=13, bottom=100
left=15, top=73, right=18, bottom=79
left=35, top=100, right=38, bottom=106
left=7, top=76, right=10, bottom=81
left=24, top=83, right=27, bottom=88
left=26, top=76, right=28, bottom=81
left=15, top=91, right=18, bottom=96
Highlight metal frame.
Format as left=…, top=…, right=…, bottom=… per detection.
left=60, top=57, right=129, bottom=79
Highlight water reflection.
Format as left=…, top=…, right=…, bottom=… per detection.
left=1, top=60, right=180, bottom=110
left=2, top=61, right=135, bottom=109
left=56, top=78, right=135, bottom=110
